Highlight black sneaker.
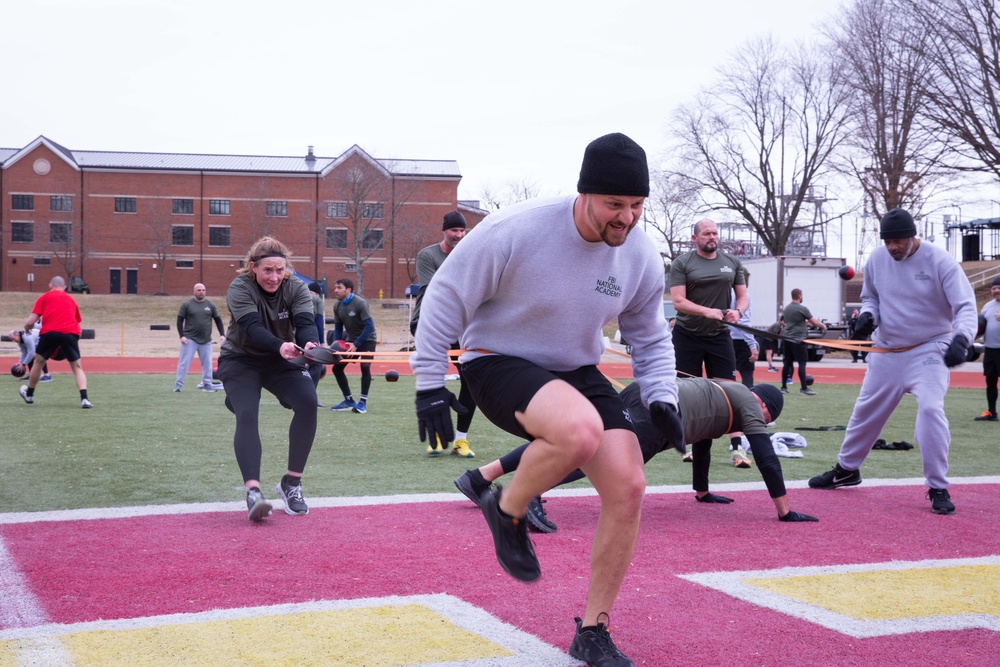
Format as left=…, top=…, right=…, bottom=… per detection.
left=974, top=410, right=999, bottom=422
left=480, top=485, right=541, bottom=582
left=928, top=488, right=955, bottom=515
left=454, top=470, right=489, bottom=507
left=525, top=495, right=558, bottom=533
left=808, top=464, right=862, bottom=489
left=275, top=478, right=309, bottom=515
left=246, top=487, right=272, bottom=521
left=569, top=614, right=634, bottom=667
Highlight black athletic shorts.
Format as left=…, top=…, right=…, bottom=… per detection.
left=460, top=355, right=633, bottom=441
left=36, top=331, right=80, bottom=363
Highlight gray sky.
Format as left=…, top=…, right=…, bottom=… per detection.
left=4, top=0, right=842, bottom=203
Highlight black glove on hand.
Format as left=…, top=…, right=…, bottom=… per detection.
left=944, top=334, right=969, bottom=367
left=415, top=387, right=467, bottom=445
left=696, top=492, right=734, bottom=504
left=852, top=311, right=874, bottom=340
left=779, top=510, right=819, bottom=522
left=650, top=401, right=685, bottom=454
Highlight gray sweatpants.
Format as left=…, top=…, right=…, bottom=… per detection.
left=837, top=339, right=951, bottom=489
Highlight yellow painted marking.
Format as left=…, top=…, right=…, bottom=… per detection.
left=747, top=564, right=1000, bottom=620
left=27, top=605, right=511, bottom=667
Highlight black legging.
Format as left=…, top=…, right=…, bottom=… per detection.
left=456, top=362, right=478, bottom=433
left=332, top=340, right=376, bottom=398
left=781, top=340, right=809, bottom=389
left=219, top=356, right=317, bottom=483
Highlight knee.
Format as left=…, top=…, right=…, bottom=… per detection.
left=557, top=417, right=605, bottom=466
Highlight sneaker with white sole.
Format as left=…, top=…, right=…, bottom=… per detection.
left=81, top=398, right=93, bottom=409
left=330, top=399, right=356, bottom=411
left=808, top=463, right=862, bottom=489
left=39, top=374, right=53, bottom=382
left=275, top=478, right=309, bottom=515
left=731, top=446, right=752, bottom=469
left=569, top=614, right=634, bottom=667
left=246, top=487, right=273, bottom=521
left=927, top=488, right=955, bottom=515
left=19, top=385, right=33, bottom=404
left=352, top=401, right=367, bottom=414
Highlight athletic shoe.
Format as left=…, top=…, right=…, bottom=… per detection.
left=451, top=438, right=475, bottom=458
left=352, top=401, right=367, bottom=414
left=454, top=470, right=490, bottom=506
left=19, top=385, right=33, bottom=404
left=731, top=446, right=752, bottom=469
left=20, top=376, right=29, bottom=381
left=173, top=387, right=181, bottom=392
left=81, top=398, right=93, bottom=409
left=808, top=464, right=862, bottom=489
left=275, top=478, right=309, bottom=515
left=768, top=366, right=778, bottom=372
left=199, top=384, right=217, bottom=392
left=681, top=450, right=694, bottom=463
left=426, top=437, right=446, bottom=457
left=330, top=399, right=356, bottom=411
left=569, top=614, right=634, bottom=667
left=779, top=510, right=819, bottom=522
left=780, top=386, right=790, bottom=394
left=800, top=388, right=817, bottom=396
left=480, top=485, right=540, bottom=582
left=316, top=402, right=326, bottom=408
left=246, top=487, right=272, bottom=521
left=974, top=410, right=999, bottom=422
left=927, top=488, right=955, bottom=515
left=525, top=496, right=558, bottom=533
left=39, top=374, right=52, bottom=382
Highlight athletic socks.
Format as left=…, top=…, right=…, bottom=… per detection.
left=281, top=474, right=302, bottom=489
left=80, top=389, right=89, bottom=400
left=456, top=430, right=468, bottom=441
left=729, top=436, right=741, bottom=450
left=26, top=387, right=35, bottom=397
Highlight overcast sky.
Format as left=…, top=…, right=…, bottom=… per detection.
left=4, top=0, right=849, bottom=203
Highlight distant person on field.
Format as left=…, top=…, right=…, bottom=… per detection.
left=975, top=276, right=1000, bottom=421
left=764, top=317, right=783, bottom=372
left=9, top=324, right=51, bottom=382
left=18, top=276, right=91, bottom=409
left=174, top=282, right=225, bottom=393
left=307, top=281, right=326, bottom=397
left=847, top=308, right=868, bottom=364
left=328, top=278, right=377, bottom=414
left=780, top=289, right=826, bottom=396
left=218, top=236, right=321, bottom=521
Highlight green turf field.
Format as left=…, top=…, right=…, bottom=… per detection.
left=1, top=375, right=995, bottom=512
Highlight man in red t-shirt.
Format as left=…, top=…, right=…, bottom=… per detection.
left=19, top=276, right=92, bottom=409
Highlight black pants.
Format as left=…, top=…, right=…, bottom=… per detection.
left=672, top=326, right=736, bottom=380
left=781, top=341, right=809, bottom=389
left=332, top=339, right=376, bottom=399
left=732, top=339, right=755, bottom=388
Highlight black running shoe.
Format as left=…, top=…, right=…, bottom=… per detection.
left=275, top=478, right=309, bottom=515
left=480, top=485, right=541, bottom=582
left=927, top=488, right=955, bottom=515
left=525, top=496, right=558, bottom=533
left=808, top=464, right=862, bottom=489
left=569, top=614, right=634, bottom=667
left=454, top=470, right=489, bottom=507
left=246, top=487, right=272, bottom=521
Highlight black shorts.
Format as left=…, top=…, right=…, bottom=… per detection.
left=461, top=355, right=633, bottom=441
left=671, top=326, right=736, bottom=380
left=36, top=331, right=80, bottom=363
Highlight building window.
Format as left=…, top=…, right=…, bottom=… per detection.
left=11, top=222, right=33, bottom=243
left=345, top=262, right=357, bottom=272
left=362, top=229, right=384, bottom=250
left=326, top=202, right=348, bottom=218
left=172, top=198, right=194, bottom=215
left=176, top=260, right=194, bottom=269
left=11, top=194, right=34, bottom=210
left=114, top=197, right=137, bottom=213
left=266, top=201, right=288, bottom=217
left=50, top=222, right=72, bottom=244
left=325, top=228, right=348, bottom=249
left=362, top=203, right=384, bottom=219
left=33, top=256, right=51, bottom=266
left=172, top=225, right=194, bottom=246
left=50, top=196, right=73, bottom=212
left=209, top=199, right=230, bottom=215
left=209, top=226, right=230, bottom=247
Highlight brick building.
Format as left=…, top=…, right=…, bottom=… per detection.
left=0, top=136, right=487, bottom=297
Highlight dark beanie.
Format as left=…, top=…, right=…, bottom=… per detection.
left=992, top=276, right=1000, bottom=287
left=750, top=384, right=784, bottom=422
left=577, top=133, right=650, bottom=197
left=442, top=210, right=467, bottom=231
left=880, top=208, right=917, bottom=239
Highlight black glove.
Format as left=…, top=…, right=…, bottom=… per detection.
left=852, top=311, right=874, bottom=340
left=696, top=492, right=734, bottom=504
left=650, top=401, right=685, bottom=454
left=944, top=334, right=969, bottom=368
left=415, top=387, right=467, bottom=445
left=779, top=510, right=819, bottom=522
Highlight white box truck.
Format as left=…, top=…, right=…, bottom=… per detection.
left=743, top=256, right=848, bottom=326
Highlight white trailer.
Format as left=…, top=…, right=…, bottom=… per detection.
left=742, top=256, right=848, bottom=327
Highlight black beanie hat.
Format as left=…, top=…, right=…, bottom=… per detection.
left=442, top=210, right=467, bottom=231
left=880, top=208, right=917, bottom=239
left=992, top=276, right=1000, bottom=287
left=577, top=133, right=650, bottom=197
left=750, top=384, right=784, bottom=422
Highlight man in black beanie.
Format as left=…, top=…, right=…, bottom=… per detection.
left=810, top=208, right=977, bottom=517
left=975, top=276, right=1000, bottom=421
left=411, top=132, right=682, bottom=667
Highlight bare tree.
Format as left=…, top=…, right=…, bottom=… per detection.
left=642, top=169, right=699, bottom=260
left=902, top=0, right=1000, bottom=181
left=49, top=221, right=87, bottom=283
left=668, top=36, right=853, bottom=255
left=394, top=215, right=436, bottom=284
left=827, top=0, right=950, bottom=219
left=478, top=178, right=540, bottom=211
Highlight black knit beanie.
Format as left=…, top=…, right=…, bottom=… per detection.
left=442, top=210, right=467, bottom=231
left=750, top=384, right=784, bottom=422
left=880, top=209, right=917, bottom=239
left=577, top=133, right=649, bottom=197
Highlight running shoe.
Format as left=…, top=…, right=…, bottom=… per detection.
left=451, top=438, right=475, bottom=458
left=974, top=410, right=998, bottom=422
left=330, top=399, right=356, bottom=411
left=569, top=613, right=634, bottom=667
left=808, top=464, right=862, bottom=489
left=454, top=470, right=489, bottom=506
left=480, top=485, right=540, bottom=582
left=246, top=487, right=272, bottom=521
left=275, top=478, right=309, bottom=515
left=19, top=385, right=33, bottom=404
left=731, top=446, right=752, bottom=469
left=927, top=488, right=955, bottom=515
left=525, top=496, right=557, bottom=533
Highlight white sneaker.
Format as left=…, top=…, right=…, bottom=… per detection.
left=19, top=385, right=33, bottom=404
left=81, top=398, right=93, bottom=409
